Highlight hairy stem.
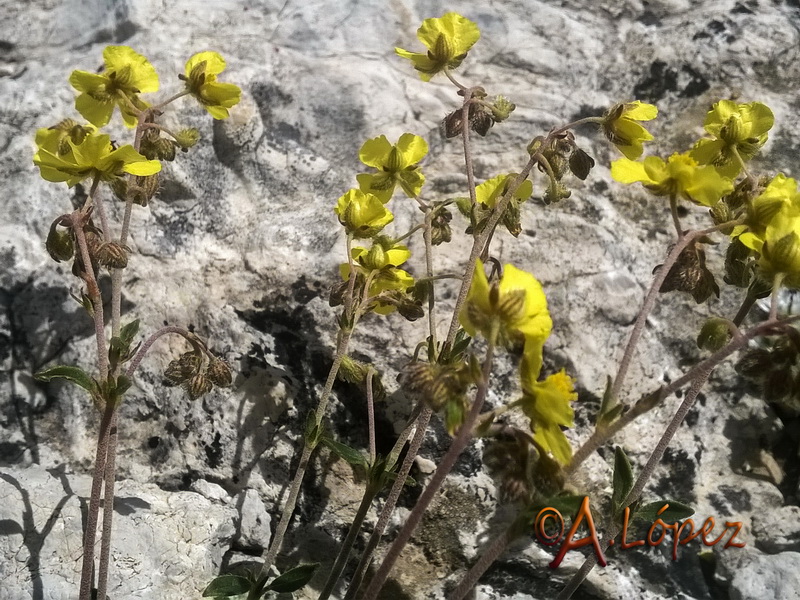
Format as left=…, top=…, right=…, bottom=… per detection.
left=260, top=327, right=353, bottom=577
left=318, top=486, right=379, bottom=600
left=125, top=326, right=202, bottom=378
left=362, top=338, right=496, bottom=599
left=71, top=213, right=108, bottom=381
left=78, top=399, right=115, bottom=600
left=343, top=406, right=432, bottom=600
left=96, top=411, right=119, bottom=600
left=448, top=516, right=525, bottom=600
left=609, top=220, right=741, bottom=403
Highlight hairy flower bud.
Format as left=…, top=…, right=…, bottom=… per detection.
left=174, top=128, right=201, bottom=150
left=491, top=95, right=516, bottom=123
left=697, top=318, right=732, bottom=352
left=95, top=241, right=129, bottom=269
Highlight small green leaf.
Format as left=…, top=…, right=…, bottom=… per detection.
left=612, top=446, right=634, bottom=515
left=322, top=438, right=368, bottom=467
left=634, top=500, right=694, bottom=524
left=35, top=365, right=97, bottom=395
left=115, top=374, right=133, bottom=396
left=266, top=563, right=319, bottom=593
left=202, top=574, right=252, bottom=597
left=119, top=319, right=140, bottom=346
left=596, top=375, right=621, bottom=430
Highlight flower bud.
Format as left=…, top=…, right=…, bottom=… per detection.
left=735, top=348, right=772, bottom=379
left=764, top=231, right=800, bottom=276
left=95, top=242, right=129, bottom=269
left=363, top=243, right=388, bottom=270
left=431, top=208, right=453, bottom=246
left=763, top=368, right=793, bottom=402
left=397, top=297, right=425, bottom=321
left=491, top=96, right=516, bottom=122
left=697, top=318, right=732, bottom=352
left=339, top=355, right=369, bottom=383
left=155, top=138, right=177, bottom=161
left=174, top=128, right=200, bottom=150
left=206, top=358, right=232, bottom=387
left=442, top=110, right=464, bottom=138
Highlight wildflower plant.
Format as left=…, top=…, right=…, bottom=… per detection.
left=31, top=13, right=800, bottom=600
left=32, top=46, right=240, bottom=600
left=233, top=13, right=797, bottom=600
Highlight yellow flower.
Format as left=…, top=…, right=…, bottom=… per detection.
left=356, top=133, right=428, bottom=202
left=183, top=51, right=241, bottom=119
left=520, top=369, right=577, bottom=465
left=748, top=174, right=800, bottom=232
left=70, top=46, right=159, bottom=128
left=460, top=260, right=552, bottom=378
left=334, top=189, right=394, bottom=238
left=740, top=210, right=800, bottom=287
left=33, top=130, right=161, bottom=186
left=690, top=100, right=774, bottom=178
left=602, top=101, right=658, bottom=160
left=475, top=174, right=532, bottom=208
left=395, top=12, right=480, bottom=81
left=611, top=152, right=734, bottom=206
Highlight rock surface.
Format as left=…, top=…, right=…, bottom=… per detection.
left=2, top=0, right=800, bottom=599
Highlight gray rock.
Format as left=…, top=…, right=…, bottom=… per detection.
left=236, top=488, right=272, bottom=551
left=717, top=548, right=800, bottom=600
left=2, top=0, right=800, bottom=599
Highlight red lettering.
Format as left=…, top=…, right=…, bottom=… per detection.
left=619, top=506, right=645, bottom=549
left=550, top=496, right=607, bottom=568
left=723, top=521, right=746, bottom=548
left=700, top=517, right=726, bottom=546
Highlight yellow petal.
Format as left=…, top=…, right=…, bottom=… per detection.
left=359, top=135, right=393, bottom=169
left=623, top=101, right=658, bottom=121
left=416, top=12, right=480, bottom=57
left=395, top=133, right=428, bottom=166
left=103, top=45, right=159, bottom=93
left=610, top=158, right=650, bottom=184
left=75, top=94, right=115, bottom=127
left=185, top=51, right=226, bottom=78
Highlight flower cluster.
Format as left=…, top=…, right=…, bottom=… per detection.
left=333, top=133, right=431, bottom=318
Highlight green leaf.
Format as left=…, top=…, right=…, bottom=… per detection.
left=119, top=319, right=140, bottom=346
left=266, top=563, right=319, bottom=593
left=202, top=574, right=252, bottom=597
left=596, top=375, right=620, bottom=430
left=34, top=365, right=97, bottom=395
left=634, top=500, right=694, bottom=524
left=115, top=374, right=133, bottom=397
left=612, top=446, right=634, bottom=515
left=322, top=438, right=368, bottom=467
left=541, top=493, right=585, bottom=518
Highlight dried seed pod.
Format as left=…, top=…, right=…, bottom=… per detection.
left=164, top=351, right=202, bottom=385
left=46, top=224, right=74, bottom=263
left=187, top=372, right=213, bottom=399
left=206, top=358, right=232, bottom=387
